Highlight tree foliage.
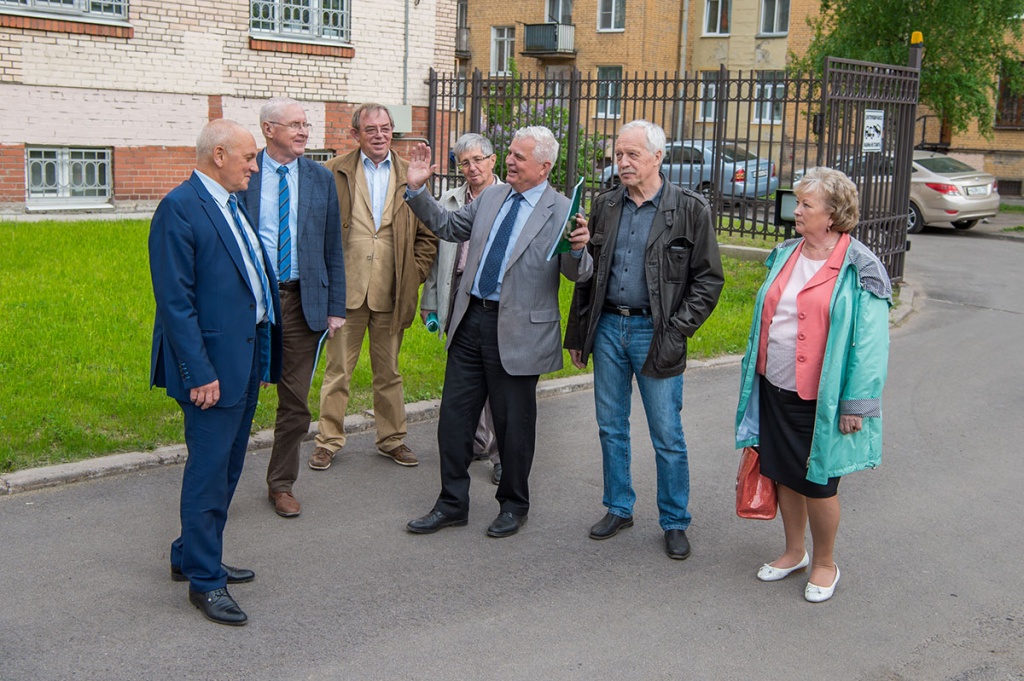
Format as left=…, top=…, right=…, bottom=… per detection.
left=791, top=0, right=1024, bottom=136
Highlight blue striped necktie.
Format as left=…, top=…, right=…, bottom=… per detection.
left=276, top=165, right=292, bottom=281
left=227, top=195, right=275, bottom=325
left=478, top=193, right=523, bottom=298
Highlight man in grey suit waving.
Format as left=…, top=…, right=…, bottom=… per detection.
left=241, top=97, right=346, bottom=518
left=403, top=126, right=593, bottom=538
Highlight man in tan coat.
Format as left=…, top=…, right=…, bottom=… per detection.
left=311, top=103, right=437, bottom=469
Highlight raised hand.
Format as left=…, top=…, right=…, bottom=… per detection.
left=406, top=142, right=438, bottom=190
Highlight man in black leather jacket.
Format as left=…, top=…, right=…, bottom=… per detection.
left=565, top=119, right=724, bottom=560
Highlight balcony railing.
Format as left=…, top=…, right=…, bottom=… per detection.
left=456, top=27, right=470, bottom=58
left=522, top=23, right=575, bottom=56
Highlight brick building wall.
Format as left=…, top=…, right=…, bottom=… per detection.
left=0, top=0, right=453, bottom=213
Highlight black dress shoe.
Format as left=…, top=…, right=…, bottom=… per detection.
left=491, top=462, right=502, bottom=486
left=188, top=587, right=248, bottom=626
left=486, top=511, right=527, bottom=538
left=589, top=512, right=634, bottom=540
left=665, top=529, right=691, bottom=560
left=172, top=563, right=255, bottom=584
left=406, top=509, right=468, bottom=534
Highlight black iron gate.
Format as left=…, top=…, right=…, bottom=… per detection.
left=426, top=54, right=918, bottom=280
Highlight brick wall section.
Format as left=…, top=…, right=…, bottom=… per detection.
left=113, top=146, right=194, bottom=203
left=0, top=13, right=133, bottom=39
left=208, top=95, right=223, bottom=121
left=0, top=144, right=25, bottom=202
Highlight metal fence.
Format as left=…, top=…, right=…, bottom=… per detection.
left=426, top=56, right=919, bottom=280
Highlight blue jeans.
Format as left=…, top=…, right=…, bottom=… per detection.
left=592, top=312, right=690, bottom=530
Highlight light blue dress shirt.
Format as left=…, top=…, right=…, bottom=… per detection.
left=360, top=151, right=392, bottom=231
left=194, top=170, right=268, bottom=323
left=471, top=181, right=548, bottom=301
left=258, top=153, right=300, bottom=282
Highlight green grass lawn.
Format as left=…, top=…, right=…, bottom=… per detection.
left=0, top=219, right=767, bottom=473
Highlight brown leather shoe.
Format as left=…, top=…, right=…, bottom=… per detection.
left=268, top=491, right=301, bottom=517
left=378, top=444, right=418, bottom=467
left=308, top=446, right=335, bottom=471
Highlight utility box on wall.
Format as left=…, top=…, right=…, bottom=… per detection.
left=389, top=105, right=413, bottom=135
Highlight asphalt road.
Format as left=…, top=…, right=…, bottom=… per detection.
left=2, top=227, right=1023, bottom=680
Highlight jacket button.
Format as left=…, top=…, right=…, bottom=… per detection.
left=798, top=312, right=806, bottom=320
left=797, top=355, right=806, bottom=362
left=798, top=333, right=806, bottom=340
left=247, top=337, right=254, bottom=343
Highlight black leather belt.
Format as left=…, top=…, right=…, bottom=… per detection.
left=604, top=305, right=651, bottom=317
left=279, top=280, right=300, bottom=291
left=470, top=296, right=499, bottom=310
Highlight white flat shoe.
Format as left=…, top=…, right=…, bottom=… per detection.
left=804, top=564, right=840, bottom=603
left=756, top=551, right=809, bottom=582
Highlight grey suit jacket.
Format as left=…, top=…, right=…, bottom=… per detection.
left=240, top=151, right=346, bottom=332
left=408, top=182, right=593, bottom=376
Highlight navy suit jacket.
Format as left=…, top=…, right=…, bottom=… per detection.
left=240, top=151, right=346, bottom=332
left=149, top=172, right=282, bottom=407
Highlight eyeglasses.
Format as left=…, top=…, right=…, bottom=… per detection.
left=457, top=155, right=493, bottom=169
left=269, top=121, right=313, bottom=131
left=361, top=125, right=393, bottom=136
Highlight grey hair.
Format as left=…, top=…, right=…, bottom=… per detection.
left=452, top=132, right=494, bottom=158
left=513, top=126, right=559, bottom=166
left=618, top=119, right=666, bottom=157
left=352, top=102, right=394, bottom=130
left=795, top=167, right=861, bottom=233
left=196, top=119, right=246, bottom=162
left=260, top=97, right=303, bottom=124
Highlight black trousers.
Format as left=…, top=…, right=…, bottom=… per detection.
left=433, top=300, right=538, bottom=518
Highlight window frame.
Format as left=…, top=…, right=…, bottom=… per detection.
left=490, top=25, right=515, bottom=76
left=596, top=65, right=623, bottom=119
left=704, top=0, right=730, bottom=35
left=697, top=70, right=719, bottom=122
left=547, top=0, right=571, bottom=24
left=758, top=0, right=788, bottom=36
left=0, top=0, right=127, bottom=20
left=996, top=69, right=1024, bottom=130
left=25, top=145, right=112, bottom=208
left=249, top=0, right=352, bottom=46
left=597, top=0, right=624, bottom=32
left=752, top=70, right=784, bottom=125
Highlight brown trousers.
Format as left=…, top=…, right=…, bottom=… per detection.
left=267, top=285, right=322, bottom=493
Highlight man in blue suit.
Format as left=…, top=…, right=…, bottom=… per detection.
left=241, top=97, right=345, bottom=518
left=149, top=119, right=282, bottom=626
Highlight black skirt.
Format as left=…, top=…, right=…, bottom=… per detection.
left=758, top=374, right=840, bottom=499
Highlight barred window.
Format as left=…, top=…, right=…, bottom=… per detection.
left=698, top=70, right=719, bottom=121
left=0, top=0, right=127, bottom=19
left=250, top=0, right=351, bottom=44
left=996, top=71, right=1024, bottom=129
left=596, top=66, right=622, bottom=119
left=26, top=147, right=112, bottom=204
left=753, top=70, right=784, bottom=124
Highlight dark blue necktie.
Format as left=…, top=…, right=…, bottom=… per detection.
left=276, top=165, right=292, bottom=281
left=228, top=195, right=275, bottom=325
left=478, top=193, right=523, bottom=298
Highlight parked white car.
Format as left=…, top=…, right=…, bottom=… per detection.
left=908, top=151, right=1000, bottom=233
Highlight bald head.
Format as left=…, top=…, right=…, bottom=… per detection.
left=195, top=119, right=259, bottom=193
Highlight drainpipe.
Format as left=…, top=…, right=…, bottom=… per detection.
left=676, top=0, right=690, bottom=139
left=403, top=0, right=410, bottom=105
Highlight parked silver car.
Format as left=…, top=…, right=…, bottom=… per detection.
left=908, top=150, right=999, bottom=233
left=601, top=140, right=778, bottom=199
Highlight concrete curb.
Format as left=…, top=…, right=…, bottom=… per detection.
left=2, top=285, right=913, bottom=497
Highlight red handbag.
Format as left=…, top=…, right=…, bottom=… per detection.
left=736, top=446, right=777, bottom=520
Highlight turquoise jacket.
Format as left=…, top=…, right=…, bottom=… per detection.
left=735, top=237, right=892, bottom=484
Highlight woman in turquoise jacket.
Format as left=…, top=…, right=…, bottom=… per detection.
left=735, top=167, right=891, bottom=603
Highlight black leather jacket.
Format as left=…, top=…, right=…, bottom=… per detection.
left=565, top=178, right=724, bottom=378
